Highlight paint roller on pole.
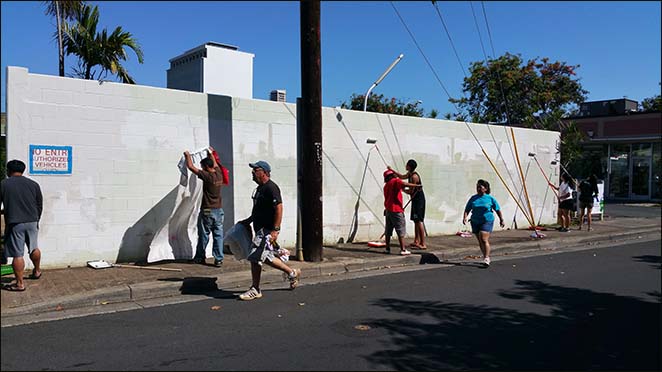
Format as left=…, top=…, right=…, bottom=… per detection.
left=529, top=152, right=559, bottom=197
left=366, top=138, right=388, bottom=168
left=347, top=138, right=385, bottom=243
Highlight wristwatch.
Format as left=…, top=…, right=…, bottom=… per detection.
left=273, top=226, right=281, bottom=231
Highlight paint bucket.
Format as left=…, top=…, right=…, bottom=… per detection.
left=1, top=265, right=14, bottom=276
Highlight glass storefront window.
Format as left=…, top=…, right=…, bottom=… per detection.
left=653, top=142, right=662, bottom=200
left=609, top=144, right=630, bottom=198
left=631, top=157, right=650, bottom=197
left=570, top=144, right=608, bottom=181
left=632, top=143, right=652, bottom=157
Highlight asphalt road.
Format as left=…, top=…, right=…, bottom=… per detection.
left=1, top=240, right=660, bottom=371
left=605, top=202, right=661, bottom=218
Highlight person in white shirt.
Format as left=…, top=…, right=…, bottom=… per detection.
left=549, top=173, right=575, bottom=232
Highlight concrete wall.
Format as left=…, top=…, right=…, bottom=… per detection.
left=6, top=67, right=560, bottom=268
left=203, top=47, right=254, bottom=99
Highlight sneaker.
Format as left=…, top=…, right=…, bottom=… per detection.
left=483, top=257, right=491, bottom=267
left=384, top=248, right=391, bottom=254
left=193, top=257, right=205, bottom=264
left=289, top=269, right=301, bottom=290
left=400, top=250, right=412, bottom=256
left=239, top=287, right=262, bottom=301
left=213, top=259, right=223, bottom=267
left=561, top=228, right=570, bottom=232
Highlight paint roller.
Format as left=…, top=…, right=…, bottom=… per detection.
left=366, top=138, right=388, bottom=167
left=528, top=152, right=559, bottom=196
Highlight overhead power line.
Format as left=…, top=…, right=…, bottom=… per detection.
left=429, top=1, right=531, bottom=213
left=389, top=1, right=535, bottom=225
left=431, top=1, right=467, bottom=79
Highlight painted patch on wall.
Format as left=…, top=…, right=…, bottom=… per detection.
left=29, top=144, right=73, bottom=175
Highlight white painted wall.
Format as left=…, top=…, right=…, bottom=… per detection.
left=6, top=67, right=560, bottom=268
left=203, top=46, right=254, bottom=99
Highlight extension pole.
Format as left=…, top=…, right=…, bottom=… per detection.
left=532, top=156, right=559, bottom=197
left=511, top=160, right=532, bottom=229
left=374, top=145, right=389, bottom=168
left=347, top=149, right=373, bottom=243
left=536, top=165, right=555, bottom=226
left=510, top=128, right=536, bottom=227
left=481, top=148, right=535, bottom=227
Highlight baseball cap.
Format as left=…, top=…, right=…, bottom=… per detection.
left=383, top=169, right=395, bottom=178
left=249, top=160, right=272, bottom=173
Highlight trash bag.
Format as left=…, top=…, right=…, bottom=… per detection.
left=224, top=223, right=253, bottom=261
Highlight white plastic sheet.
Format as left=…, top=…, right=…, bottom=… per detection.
left=224, top=223, right=253, bottom=261
left=146, top=147, right=210, bottom=263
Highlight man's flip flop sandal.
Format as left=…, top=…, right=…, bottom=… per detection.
left=3, top=284, right=26, bottom=292
left=29, top=272, right=42, bottom=280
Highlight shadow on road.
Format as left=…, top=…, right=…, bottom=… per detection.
left=633, top=255, right=662, bottom=270
left=364, top=280, right=660, bottom=370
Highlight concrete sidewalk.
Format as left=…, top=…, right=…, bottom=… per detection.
left=1, top=215, right=660, bottom=320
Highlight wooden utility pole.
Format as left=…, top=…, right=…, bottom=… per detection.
left=298, top=0, right=323, bottom=262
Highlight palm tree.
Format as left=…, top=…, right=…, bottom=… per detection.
left=62, top=4, right=144, bottom=83
left=43, top=1, right=84, bottom=77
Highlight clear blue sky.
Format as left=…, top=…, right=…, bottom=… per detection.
left=2, top=1, right=660, bottom=115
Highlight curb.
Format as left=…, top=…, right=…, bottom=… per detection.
left=2, top=226, right=659, bottom=318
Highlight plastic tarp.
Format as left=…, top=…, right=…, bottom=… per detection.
left=146, top=147, right=210, bottom=263
left=224, top=223, right=253, bottom=261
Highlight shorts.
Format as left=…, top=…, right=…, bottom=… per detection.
left=579, top=200, right=594, bottom=210
left=559, top=199, right=574, bottom=211
left=410, top=195, right=426, bottom=222
left=385, top=211, right=407, bottom=238
left=5, top=222, right=39, bottom=258
left=247, top=228, right=288, bottom=266
left=471, top=220, right=493, bottom=234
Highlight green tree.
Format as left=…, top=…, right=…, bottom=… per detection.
left=451, top=52, right=589, bottom=168
left=340, top=93, right=424, bottom=117
left=450, top=52, right=588, bottom=129
left=43, top=1, right=85, bottom=77
left=640, top=94, right=662, bottom=112
left=62, top=4, right=144, bottom=83
left=428, top=109, right=439, bottom=119
left=557, top=119, right=586, bottom=173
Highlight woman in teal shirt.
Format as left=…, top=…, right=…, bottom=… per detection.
left=462, top=179, right=505, bottom=267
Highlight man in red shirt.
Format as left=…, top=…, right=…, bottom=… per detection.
left=383, top=169, right=422, bottom=255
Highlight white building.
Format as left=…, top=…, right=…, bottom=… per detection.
left=166, top=42, right=254, bottom=98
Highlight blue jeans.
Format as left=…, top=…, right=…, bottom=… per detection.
left=195, top=208, right=224, bottom=261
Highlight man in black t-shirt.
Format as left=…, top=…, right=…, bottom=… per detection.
left=1, top=160, right=43, bottom=292
left=184, top=146, right=225, bottom=267
left=237, top=160, right=301, bottom=301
